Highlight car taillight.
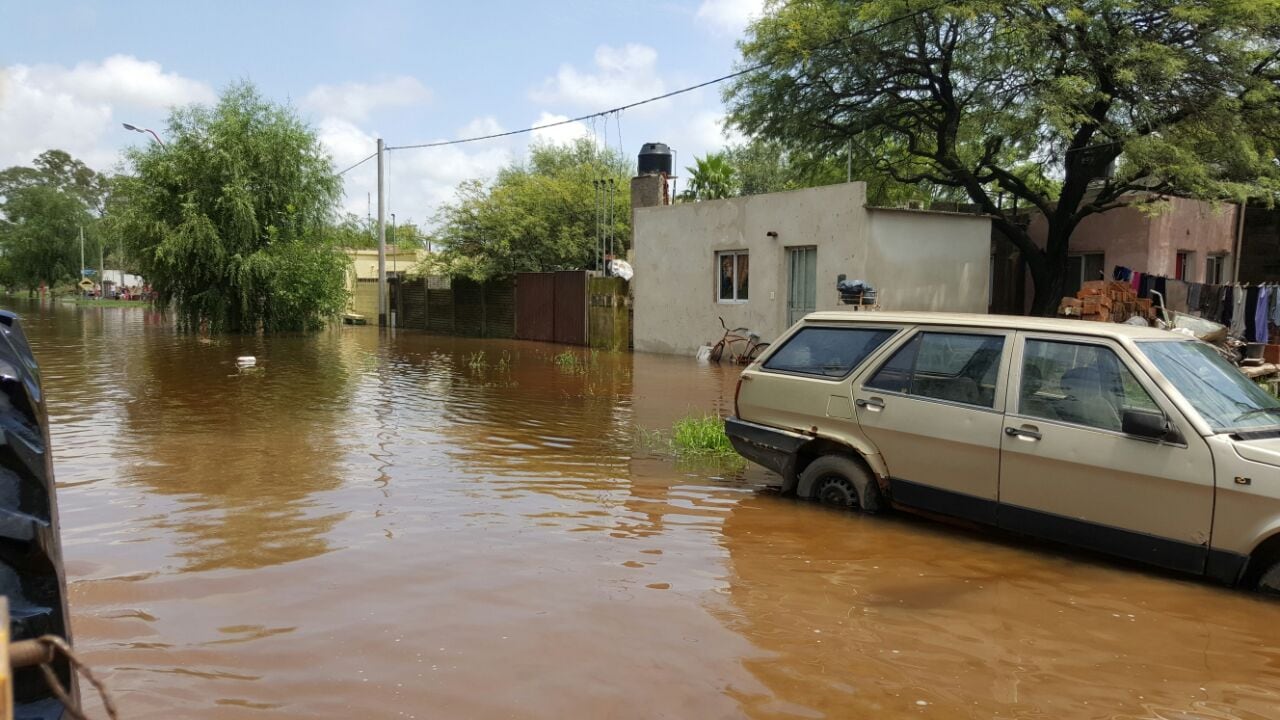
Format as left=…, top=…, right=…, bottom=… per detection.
left=734, top=374, right=744, bottom=418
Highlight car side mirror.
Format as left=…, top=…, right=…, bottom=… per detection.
left=1122, top=409, right=1178, bottom=442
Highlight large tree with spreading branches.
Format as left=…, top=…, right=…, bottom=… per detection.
left=728, top=0, right=1280, bottom=314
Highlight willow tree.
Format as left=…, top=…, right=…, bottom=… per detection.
left=728, top=0, right=1280, bottom=314
left=118, top=82, right=348, bottom=332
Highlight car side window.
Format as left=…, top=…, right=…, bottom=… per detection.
left=1019, top=339, right=1160, bottom=433
left=762, top=327, right=897, bottom=378
left=866, top=332, right=1005, bottom=408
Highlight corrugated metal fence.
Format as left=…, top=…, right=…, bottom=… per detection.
left=390, top=271, right=618, bottom=347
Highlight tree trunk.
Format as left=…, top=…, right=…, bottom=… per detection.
left=1029, top=222, right=1074, bottom=317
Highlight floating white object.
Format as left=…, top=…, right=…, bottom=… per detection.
left=236, top=356, right=256, bottom=367
left=695, top=345, right=712, bottom=362
left=609, top=259, right=634, bottom=281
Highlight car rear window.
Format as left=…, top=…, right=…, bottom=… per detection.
left=763, top=326, right=896, bottom=378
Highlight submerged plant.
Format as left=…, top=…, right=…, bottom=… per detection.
left=553, top=350, right=580, bottom=370
left=670, top=414, right=737, bottom=457
left=465, top=351, right=487, bottom=370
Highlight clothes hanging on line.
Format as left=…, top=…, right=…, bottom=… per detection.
left=1232, top=287, right=1247, bottom=339
left=1166, top=279, right=1189, bottom=314
left=1246, top=286, right=1260, bottom=342
left=1256, top=286, right=1271, bottom=344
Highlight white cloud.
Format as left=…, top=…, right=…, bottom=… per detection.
left=303, top=76, right=431, bottom=123
left=695, top=0, right=765, bottom=35
left=55, top=55, right=215, bottom=108
left=687, top=110, right=743, bottom=150
left=457, top=116, right=503, bottom=139
left=530, top=44, right=664, bottom=109
left=320, top=115, right=514, bottom=222
left=0, top=56, right=214, bottom=171
left=530, top=112, right=591, bottom=146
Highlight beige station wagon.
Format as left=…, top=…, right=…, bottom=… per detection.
left=726, top=311, right=1280, bottom=592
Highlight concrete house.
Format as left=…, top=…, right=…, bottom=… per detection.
left=1029, top=196, right=1241, bottom=295
left=632, top=182, right=992, bottom=355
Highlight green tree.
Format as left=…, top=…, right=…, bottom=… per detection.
left=728, top=0, right=1280, bottom=315
left=117, top=82, right=349, bottom=332
left=724, top=137, right=956, bottom=204
left=429, top=138, right=630, bottom=281
left=0, top=150, right=109, bottom=291
left=683, top=152, right=738, bottom=200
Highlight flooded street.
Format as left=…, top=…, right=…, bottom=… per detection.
left=19, top=299, right=1280, bottom=719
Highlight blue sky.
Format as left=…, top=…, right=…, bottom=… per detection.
left=0, top=0, right=762, bottom=223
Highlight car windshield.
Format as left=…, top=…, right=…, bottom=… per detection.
left=1137, top=340, right=1280, bottom=432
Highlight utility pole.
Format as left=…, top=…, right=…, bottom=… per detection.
left=377, top=138, right=387, bottom=327
left=98, top=237, right=104, bottom=301
left=390, top=212, right=397, bottom=329
left=79, top=226, right=85, bottom=282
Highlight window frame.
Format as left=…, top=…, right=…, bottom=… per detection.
left=1009, top=332, right=1186, bottom=445
left=760, top=323, right=903, bottom=381
left=1175, top=251, right=1193, bottom=281
left=1205, top=254, right=1229, bottom=285
left=1064, top=252, right=1105, bottom=298
left=716, top=250, right=750, bottom=304
left=859, top=327, right=1012, bottom=412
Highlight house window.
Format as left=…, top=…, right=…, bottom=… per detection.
left=717, top=251, right=749, bottom=302
left=1175, top=251, right=1192, bottom=280
left=1206, top=254, right=1230, bottom=285
left=1064, top=253, right=1105, bottom=298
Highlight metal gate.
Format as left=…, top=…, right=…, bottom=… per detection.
left=787, top=246, right=818, bottom=326
left=515, top=270, right=588, bottom=345
left=515, top=273, right=555, bottom=342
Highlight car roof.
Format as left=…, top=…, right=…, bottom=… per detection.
left=802, top=311, right=1185, bottom=341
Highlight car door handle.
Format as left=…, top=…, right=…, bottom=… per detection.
left=1005, top=426, right=1041, bottom=441
left=855, top=398, right=885, bottom=412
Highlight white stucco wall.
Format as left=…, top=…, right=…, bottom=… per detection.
left=865, top=208, right=992, bottom=312
left=633, top=183, right=992, bottom=356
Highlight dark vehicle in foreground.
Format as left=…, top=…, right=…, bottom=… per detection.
left=0, top=310, right=75, bottom=717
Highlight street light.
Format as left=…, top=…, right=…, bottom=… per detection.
left=122, top=123, right=166, bottom=147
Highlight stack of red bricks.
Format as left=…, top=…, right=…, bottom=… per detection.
left=1057, top=280, right=1157, bottom=324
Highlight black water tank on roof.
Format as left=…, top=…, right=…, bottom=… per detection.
left=637, top=142, right=673, bottom=176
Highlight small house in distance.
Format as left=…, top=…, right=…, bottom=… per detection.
left=631, top=181, right=992, bottom=355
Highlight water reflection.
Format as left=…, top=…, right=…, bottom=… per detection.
left=715, top=495, right=1280, bottom=718
left=11, top=297, right=1280, bottom=719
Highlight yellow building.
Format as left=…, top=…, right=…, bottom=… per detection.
left=345, top=248, right=427, bottom=319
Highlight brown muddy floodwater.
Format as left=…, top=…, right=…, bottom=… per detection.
left=14, top=298, right=1280, bottom=719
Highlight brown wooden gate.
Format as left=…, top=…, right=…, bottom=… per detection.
left=515, top=271, right=588, bottom=345
left=552, top=271, right=587, bottom=345
left=515, top=272, right=555, bottom=342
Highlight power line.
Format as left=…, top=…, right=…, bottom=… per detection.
left=337, top=151, right=377, bottom=176
left=384, top=3, right=941, bottom=153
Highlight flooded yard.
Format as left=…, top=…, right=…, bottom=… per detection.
left=20, top=299, right=1280, bottom=718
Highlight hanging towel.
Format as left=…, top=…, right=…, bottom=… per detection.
left=1131, top=272, right=1142, bottom=292
left=1167, top=280, right=1189, bottom=314
left=1256, top=286, right=1270, bottom=344
left=1154, top=276, right=1168, bottom=304
left=1232, top=286, right=1247, bottom=338
left=1221, top=286, right=1234, bottom=327
left=1205, top=284, right=1220, bottom=319
left=1246, top=286, right=1261, bottom=342
left=1272, top=286, right=1280, bottom=327
left=1187, top=283, right=1201, bottom=315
